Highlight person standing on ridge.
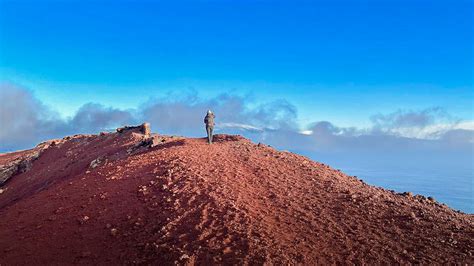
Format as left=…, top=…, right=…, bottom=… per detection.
left=204, top=110, right=215, bottom=144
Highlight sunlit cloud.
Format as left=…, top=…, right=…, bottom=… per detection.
left=1, top=83, right=473, bottom=156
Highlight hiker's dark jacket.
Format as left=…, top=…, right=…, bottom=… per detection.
left=204, top=113, right=215, bottom=127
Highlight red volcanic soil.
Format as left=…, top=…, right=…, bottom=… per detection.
left=0, top=127, right=473, bottom=265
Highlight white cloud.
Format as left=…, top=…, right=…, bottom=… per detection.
left=217, top=122, right=264, bottom=132
left=1, top=83, right=473, bottom=157
left=299, top=130, right=313, bottom=135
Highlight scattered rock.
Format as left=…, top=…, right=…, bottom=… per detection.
left=415, top=195, right=426, bottom=201
left=138, top=185, right=149, bottom=196
left=0, top=142, right=54, bottom=186
left=110, top=228, right=118, bottom=236
left=180, top=254, right=190, bottom=260
left=89, top=157, right=103, bottom=169
left=0, top=132, right=473, bottom=265
left=89, top=158, right=100, bottom=169
left=78, top=216, right=90, bottom=224
left=223, top=247, right=232, bottom=254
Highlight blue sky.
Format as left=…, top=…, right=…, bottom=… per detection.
left=1, top=0, right=472, bottom=128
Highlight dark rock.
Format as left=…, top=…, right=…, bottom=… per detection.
left=0, top=164, right=19, bottom=186
left=0, top=141, right=56, bottom=186
left=141, top=135, right=162, bottom=148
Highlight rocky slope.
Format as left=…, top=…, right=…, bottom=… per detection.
left=0, top=125, right=472, bottom=265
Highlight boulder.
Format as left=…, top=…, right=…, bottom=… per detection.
left=141, top=122, right=151, bottom=137
left=0, top=164, right=19, bottom=186
left=0, top=139, right=62, bottom=186
left=116, top=123, right=151, bottom=136
left=89, top=157, right=104, bottom=169
left=141, top=135, right=163, bottom=148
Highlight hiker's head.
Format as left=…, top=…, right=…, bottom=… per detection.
left=207, top=110, right=213, bottom=115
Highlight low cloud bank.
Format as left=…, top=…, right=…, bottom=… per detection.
left=1, top=83, right=473, bottom=160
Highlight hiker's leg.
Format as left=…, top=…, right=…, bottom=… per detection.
left=206, top=126, right=211, bottom=143
left=209, top=127, right=213, bottom=143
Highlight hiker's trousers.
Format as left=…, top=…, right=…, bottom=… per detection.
left=206, top=125, right=214, bottom=144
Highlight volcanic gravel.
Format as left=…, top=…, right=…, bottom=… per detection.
left=0, top=129, right=472, bottom=265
